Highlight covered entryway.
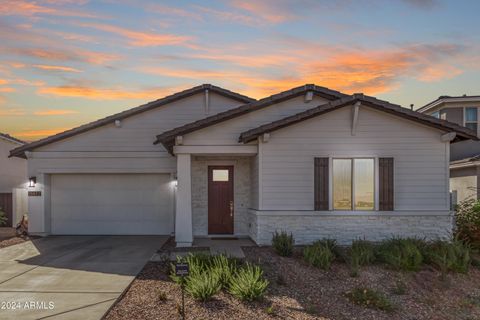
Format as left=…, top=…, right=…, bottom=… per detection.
left=51, top=174, right=173, bottom=235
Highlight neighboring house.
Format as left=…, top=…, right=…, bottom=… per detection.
left=417, top=95, right=480, bottom=203
left=10, top=84, right=477, bottom=246
left=0, top=133, right=28, bottom=227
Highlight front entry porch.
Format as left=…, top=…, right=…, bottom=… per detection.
left=173, top=145, right=257, bottom=247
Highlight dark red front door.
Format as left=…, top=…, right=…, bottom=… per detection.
left=208, top=166, right=234, bottom=234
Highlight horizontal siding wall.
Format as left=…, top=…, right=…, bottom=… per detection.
left=260, top=106, right=449, bottom=211
left=36, top=92, right=242, bottom=153
left=183, top=95, right=330, bottom=145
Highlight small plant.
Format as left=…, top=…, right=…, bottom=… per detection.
left=303, top=240, right=335, bottom=270
left=265, top=305, right=275, bottom=315
left=185, top=271, right=221, bottom=301
left=455, top=198, right=480, bottom=248
left=348, top=239, right=376, bottom=277
left=272, top=231, right=294, bottom=257
left=346, top=287, right=394, bottom=312
left=170, top=253, right=211, bottom=284
left=391, top=279, right=407, bottom=295
left=211, top=254, right=237, bottom=289
left=157, top=289, right=168, bottom=301
left=423, top=240, right=471, bottom=277
left=377, top=238, right=424, bottom=271
left=0, top=208, right=7, bottom=227
left=229, top=263, right=269, bottom=301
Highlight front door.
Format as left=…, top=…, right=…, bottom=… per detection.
left=208, top=166, right=234, bottom=234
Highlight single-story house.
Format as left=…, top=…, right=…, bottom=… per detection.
left=10, top=84, right=477, bottom=246
left=0, top=133, right=28, bottom=227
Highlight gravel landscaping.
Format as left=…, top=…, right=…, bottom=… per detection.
left=105, top=245, right=480, bottom=320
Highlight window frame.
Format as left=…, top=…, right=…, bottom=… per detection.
left=463, top=107, right=479, bottom=134
left=329, top=157, right=378, bottom=211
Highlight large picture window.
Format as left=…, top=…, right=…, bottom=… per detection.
left=333, top=158, right=375, bottom=210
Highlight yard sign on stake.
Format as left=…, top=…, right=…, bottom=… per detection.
left=175, top=262, right=189, bottom=320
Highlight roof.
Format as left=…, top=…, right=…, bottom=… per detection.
left=417, top=95, right=480, bottom=113
left=450, top=154, right=480, bottom=168
left=155, top=84, right=348, bottom=153
left=10, top=84, right=255, bottom=158
left=0, top=133, right=26, bottom=145
left=239, top=94, right=479, bottom=143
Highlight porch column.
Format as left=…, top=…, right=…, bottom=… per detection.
left=175, top=153, right=193, bottom=247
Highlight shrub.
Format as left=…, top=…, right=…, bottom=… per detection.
left=272, top=231, right=294, bottom=257
left=157, top=290, right=168, bottom=301
left=170, top=253, right=211, bottom=284
left=185, top=271, right=222, bottom=301
left=345, top=287, right=394, bottom=312
left=455, top=199, right=480, bottom=248
left=348, top=239, right=376, bottom=277
left=377, top=238, right=423, bottom=271
left=229, top=263, right=269, bottom=301
left=0, top=208, right=7, bottom=227
left=424, top=240, right=471, bottom=275
left=211, top=254, right=237, bottom=289
left=303, top=240, right=335, bottom=270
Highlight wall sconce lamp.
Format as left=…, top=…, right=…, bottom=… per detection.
left=29, top=176, right=36, bottom=188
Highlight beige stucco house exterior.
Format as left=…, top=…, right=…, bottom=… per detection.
left=417, top=95, right=480, bottom=204
left=10, top=84, right=477, bottom=246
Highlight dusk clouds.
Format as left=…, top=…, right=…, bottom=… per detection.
left=0, top=0, right=478, bottom=140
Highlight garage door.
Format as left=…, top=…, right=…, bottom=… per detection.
left=51, top=174, right=173, bottom=235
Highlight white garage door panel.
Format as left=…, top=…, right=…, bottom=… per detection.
left=51, top=174, right=173, bottom=235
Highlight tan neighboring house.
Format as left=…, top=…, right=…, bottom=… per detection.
left=0, top=133, right=28, bottom=227
left=417, top=95, right=480, bottom=203
left=9, top=84, right=477, bottom=246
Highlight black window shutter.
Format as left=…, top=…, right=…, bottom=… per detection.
left=379, top=158, right=394, bottom=211
left=314, top=157, right=329, bottom=210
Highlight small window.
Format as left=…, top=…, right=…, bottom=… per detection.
left=431, top=111, right=440, bottom=119
left=465, top=107, right=478, bottom=132
left=333, top=158, right=375, bottom=210
left=212, top=169, right=229, bottom=181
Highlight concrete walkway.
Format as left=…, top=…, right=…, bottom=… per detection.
left=0, top=235, right=168, bottom=320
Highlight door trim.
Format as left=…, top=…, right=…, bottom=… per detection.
left=208, top=165, right=234, bottom=235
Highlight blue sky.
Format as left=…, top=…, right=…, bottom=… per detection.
left=0, top=0, right=479, bottom=140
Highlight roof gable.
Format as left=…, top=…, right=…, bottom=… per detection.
left=0, top=133, right=25, bottom=145
left=239, top=94, right=479, bottom=143
left=10, top=84, right=254, bottom=158
left=155, top=84, right=348, bottom=153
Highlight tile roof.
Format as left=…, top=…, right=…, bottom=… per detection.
left=239, top=94, right=479, bottom=143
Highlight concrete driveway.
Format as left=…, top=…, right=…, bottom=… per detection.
left=0, top=236, right=168, bottom=320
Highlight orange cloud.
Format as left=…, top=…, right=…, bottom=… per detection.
left=229, top=0, right=296, bottom=24
left=33, top=109, right=79, bottom=116
left=78, top=23, right=192, bottom=47
left=9, top=48, right=120, bottom=65
left=37, top=85, right=176, bottom=100
left=0, top=108, right=26, bottom=116
left=33, top=64, right=82, bottom=73
left=139, top=66, right=241, bottom=79
left=14, top=127, right=70, bottom=140
left=0, top=87, right=15, bottom=93
left=0, top=0, right=99, bottom=18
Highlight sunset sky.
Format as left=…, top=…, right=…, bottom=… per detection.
left=1, top=0, right=479, bottom=141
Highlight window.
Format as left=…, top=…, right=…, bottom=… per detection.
left=212, top=169, right=229, bottom=181
left=465, top=107, right=478, bottom=132
left=431, top=111, right=440, bottom=119
left=333, top=158, right=375, bottom=210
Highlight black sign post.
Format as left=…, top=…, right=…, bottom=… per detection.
left=175, top=262, right=189, bottom=320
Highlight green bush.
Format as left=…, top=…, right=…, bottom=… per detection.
left=346, top=287, right=394, bottom=312
left=351, top=239, right=376, bottom=265
left=170, top=253, right=211, bottom=284
left=424, top=240, right=471, bottom=275
left=272, top=231, right=294, bottom=257
left=211, top=254, right=237, bottom=289
left=229, top=263, right=269, bottom=301
left=0, top=208, right=7, bottom=227
left=377, top=238, right=424, bottom=271
left=185, top=271, right=221, bottom=301
left=303, top=240, right=335, bottom=270
left=455, top=199, right=480, bottom=248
